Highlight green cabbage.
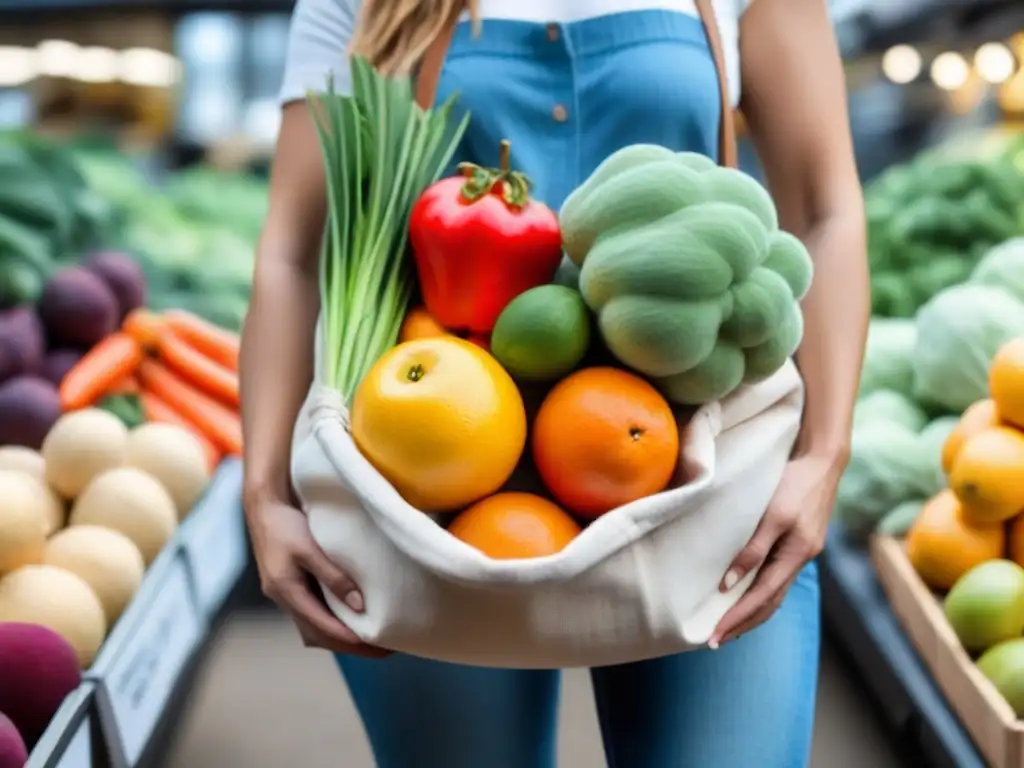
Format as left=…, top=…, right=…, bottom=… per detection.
left=912, top=284, right=1024, bottom=413
left=972, top=238, right=1024, bottom=303
left=853, top=389, right=927, bottom=432
left=860, top=318, right=917, bottom=397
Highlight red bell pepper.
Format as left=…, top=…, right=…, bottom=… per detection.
left=409, top=140, right=563, bottom=335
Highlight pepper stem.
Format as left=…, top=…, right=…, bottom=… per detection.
left=457, top=138, right=532, bottom=208
left=499, top=140, right=511, bottom=172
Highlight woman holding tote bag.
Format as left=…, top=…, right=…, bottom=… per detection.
left=240, top=0, right=868, bottom=765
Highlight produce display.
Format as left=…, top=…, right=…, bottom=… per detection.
left=311, top=59, right=809, bottom=559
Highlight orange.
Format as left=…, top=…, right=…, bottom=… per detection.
left=447, top=492, right=582, bottom=559
left=351, top=336, right=526, bottom=512
left=990, top=338, right=1024, bottom=429
left=949, top=426, right=1024, bottom=525
left=942, top=399, right=1001, bottom=475
left=398, top=306, right=447, bottom=343
left=531, top=367, right=678, bottom=519
left=1008, top=514, right=1024, bottom=567
left=905, top=490, right=1005, bottom=591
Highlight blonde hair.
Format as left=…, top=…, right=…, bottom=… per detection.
left=350, top=0, right=480, bottom=76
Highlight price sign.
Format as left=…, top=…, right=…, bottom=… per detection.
left=54, top=717, right=91, bottom=768
left=181, top=488, right=247, bottom=613
left=104, top=557, right=202, bottom=764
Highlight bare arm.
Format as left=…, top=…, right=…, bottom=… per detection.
left=241, top=102, right=326, bottom=508
left=740, top=0, right=868, bottom=471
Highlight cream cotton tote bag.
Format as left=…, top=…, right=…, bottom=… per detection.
left=289, top=0, right=806, bottom=669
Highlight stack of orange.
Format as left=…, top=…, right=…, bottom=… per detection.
left=908, top=338, right=1024, bottom=589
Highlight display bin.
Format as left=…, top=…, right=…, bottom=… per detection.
left=25, top=683, right=120, bottom=768
left=871, top=534, right=1024, bottom=768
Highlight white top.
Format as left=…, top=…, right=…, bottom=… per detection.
left=279, top=0, right=754, bottom=106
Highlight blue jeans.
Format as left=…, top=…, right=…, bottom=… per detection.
left=336, top=561, right=820, bottom=768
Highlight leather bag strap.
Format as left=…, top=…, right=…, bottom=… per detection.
left=414, top=3, right=738, bottom=168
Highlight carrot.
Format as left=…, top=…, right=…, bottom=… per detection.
left=59, top=333, right=144, bottom=411
left=139, top=391, right=222, bottom=471
left=163, top=310, right=240, bottom=371
left=137, top=359, right=242, bottom=454
left=108, top=374, right=140, bottom=396
left=158, top=330, right=239, bottom=407
left=122, top=308, right=167, bottom=351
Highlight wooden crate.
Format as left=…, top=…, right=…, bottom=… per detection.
left=871, top=535, right=1024, bottom=767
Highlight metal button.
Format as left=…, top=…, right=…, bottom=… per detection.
left=546, top=23, right=559, bottom=42
left=552, top=104, right=568, bottom=122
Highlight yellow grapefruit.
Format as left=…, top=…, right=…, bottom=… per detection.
left=351, top=336, right=527, bottom=512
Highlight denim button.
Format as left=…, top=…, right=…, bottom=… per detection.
left=546, top=23, right=559, bottom=42
left=552, top=104, right=568, bottom=122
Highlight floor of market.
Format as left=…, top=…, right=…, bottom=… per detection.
left=167, top=610, right=904, bottom=768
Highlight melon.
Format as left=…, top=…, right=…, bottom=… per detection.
left=125, top=423, right=211, bottom=519
left=43, top=408, right=128, bottom=499
left=0, top=713, right=27, bottom=768
left=0, top=470, right=50, bottom=575
left=0, top=565, right=107, bottom=667
left=44, top=525, right=145, bottom=625
left=0, top=445, right=45, bottom=477
left=69, top=467, right=177, bottom=564
left=0, top=623, right=81, bottom=748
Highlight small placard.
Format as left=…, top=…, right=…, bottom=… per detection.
left=54, top=717, right=91, bottom=768
left=103, top=556, right=202, bottom=765
left=181, top=463, right=247, bottom=612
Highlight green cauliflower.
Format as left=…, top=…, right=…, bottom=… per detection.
left=559, top=145, right=812, bottom=404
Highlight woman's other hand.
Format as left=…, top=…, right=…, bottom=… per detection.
left=709, top=453, right=844, bottom=646
left=247, top=493, right=390, bottom=658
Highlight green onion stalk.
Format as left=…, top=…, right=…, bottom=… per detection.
left=308, top=56, right=468, bottom=405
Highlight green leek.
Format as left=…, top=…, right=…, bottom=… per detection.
left=309, top=56, right=468, bottom=404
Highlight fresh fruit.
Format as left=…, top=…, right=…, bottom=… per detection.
left=398, top=306, right=447, bottom=343
left=38, top=266, right=119, bottom=348
left=410, top=139, right=563, bottom=335
left=80, top=251, right=146, bottom=321
left=990, top=337, right=1024, bottom=429
left=1010, top=514, right=1024, bottom=567
left=977, top=638, right=1024, bottom=716
left=0, top=448, right=64, bottom=534
left=447, top=492, right=582, bottom=559
left=949, top=426, right=1024, bottom=525
left=944, top=559, right=1024, bottom=652
left=42, top=408, right=128, bottom=498
left=44, top=525, right=145, bottom=625
left=69, top=467, right=178, bottom=565
left=124, top=423, right=211, bottom=518
left=0, top=564, right=107, bottom=668
left=351, top=336, right=527, bottom=512
left=532, top=367, right=678, bottom=518
left=905, top=490, right=1005, bottom=590
left=942, top=399, right=1001, bottom=475
left=0, top=623, right=81, bottom=748
left=0, top=712, right=27, bottom=766
left=491, top=285, right=591, bottom=382
left=559, top=145, right=812, bottom=404
left=0, top=470, right=50, bottom=574
left=0, top=375, right=61, bottom=449
left=137, top=391, right=221, bottom=471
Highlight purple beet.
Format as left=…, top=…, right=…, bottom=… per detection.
left=0, top=376, right=62, bottom=449
left=0, top=624, right=82, bottom=749
left=40, top=349, right=84, bottom=387
left=0, top=306, right=45, bottom=378
left=0, top=713, right=28, bottom=768
left=81, top=251, right=146, bottom=321
left=38, top=267, right=118, bottom=348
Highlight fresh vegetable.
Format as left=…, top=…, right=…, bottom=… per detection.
left=80, top=251, right=146, bottom=320
left=912, top=284, right=1024, bottom=413
left=559, top=145, right=813, bottom=405
left=972, top=237, right=1024, bottom=303
left=859, top=318, right=916, bottom=398
left=162, top=309, right=237, bottom=370
left=136, top=359, right=242, bottom=455
left=876, top=500, right=925, bottom=536
left=98, top=394, right=145, bottom=429
left=852, top=389, right=927, bottom=432
left=58, top=333, right=143, bottom=411
left=410, top=140, right=562, bottom=335
left=0, top=306, right=44, bottom=384
left=157, top=330, right=239, bottom=407
left=138, top=391, right=221, bottom=471
left=39, top=349, right=83, bottom=388
left=38, top=267, right=118, bottom=349
left=0, top=376, right=61, bottom=449
left=310, top=57, right=468, bottom=401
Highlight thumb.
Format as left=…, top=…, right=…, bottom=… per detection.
left=301, top=545, right=365, bottom=613
left=720, top=516, right=780, bottom=593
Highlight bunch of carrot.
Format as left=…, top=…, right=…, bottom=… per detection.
left=58, top=307, right=243, bottom=471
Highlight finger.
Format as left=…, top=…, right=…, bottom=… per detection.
left=279, top=580, right=369, bottom=647
left=720, top=590, right=787, bottom=644
left=300, top=545, right=364, bottom=613
left=719, top=514, right=787, bottom=593
left=294, top=618, right=392, bottom=658
left=711, top=555, right=799, bottom=645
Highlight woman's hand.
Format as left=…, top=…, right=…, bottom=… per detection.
left=709, top=454, right=844, bottom=647
left=247, top=495, right=390, bottom=658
